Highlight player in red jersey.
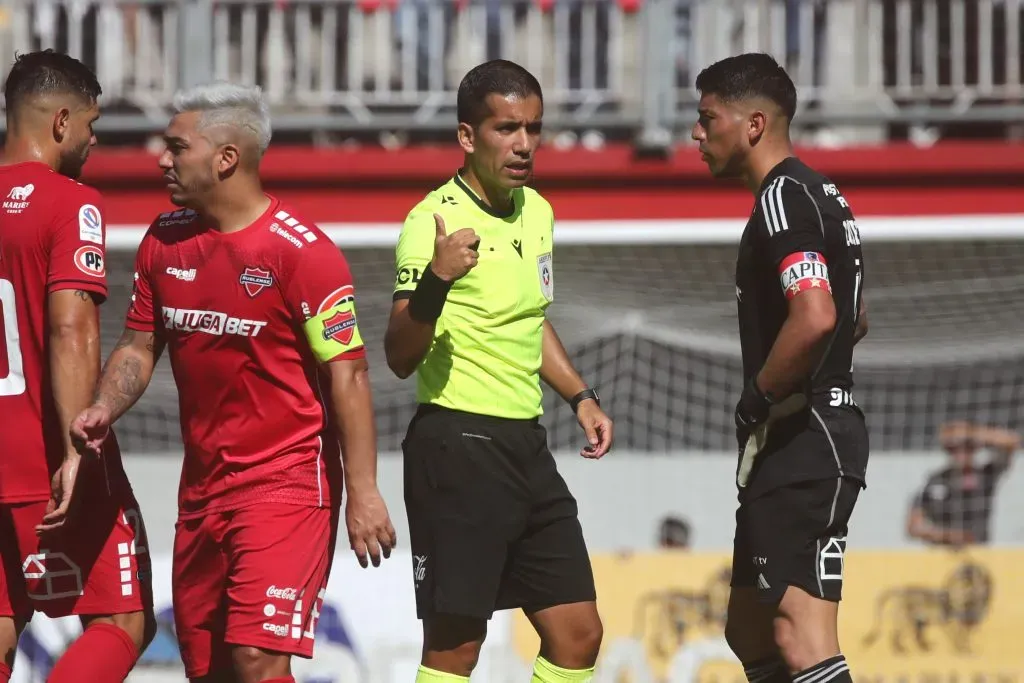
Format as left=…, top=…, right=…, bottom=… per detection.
left=72, top=82, right=397, bottom=683
left=0, top=50, right=155, bottom=683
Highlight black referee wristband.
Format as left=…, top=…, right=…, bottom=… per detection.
left=408, top=266, right=453, bottom=323
left=570, top=388, right=600, bottom=414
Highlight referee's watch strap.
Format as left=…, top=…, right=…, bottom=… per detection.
left=570, top=388, right=600, bottom=414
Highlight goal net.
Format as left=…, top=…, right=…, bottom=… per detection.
left=101, top=220, right=1024, bottom=455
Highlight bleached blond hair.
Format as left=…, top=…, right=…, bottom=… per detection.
left=172, top=82, right=272, bottom=155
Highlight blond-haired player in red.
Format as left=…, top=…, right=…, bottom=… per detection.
left=72, top=82, right=396, bottom=683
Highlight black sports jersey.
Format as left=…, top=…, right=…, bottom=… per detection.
left=735, top=156, right=868, bottom=491
left=736, top=156, right=864, bottom=400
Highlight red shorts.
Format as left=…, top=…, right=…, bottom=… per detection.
left=0, top=482, right=152, bottom=620
left=172, top=502, right=337, bottom=678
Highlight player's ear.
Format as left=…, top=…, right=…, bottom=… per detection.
left=747, top=109, right=767, bottom=146
left=216, top=143, right=240, bottom=176
left=52, top=107, right=71, bottom=143
left=457, top=122, right=475, bottom=155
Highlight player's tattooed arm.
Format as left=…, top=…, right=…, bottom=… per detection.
left=44, top=287, right=104, bottom=529
left=92, top=327, right=164, bottom=422
left=48, top=288, right=102, bottom=457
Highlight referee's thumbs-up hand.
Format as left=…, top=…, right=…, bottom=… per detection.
left=430, top=213, right=479, bottom=282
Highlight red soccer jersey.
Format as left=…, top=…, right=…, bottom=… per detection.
left=0, top=161, right=121, bottom=502
left=125, top=196, right=366, bottom=519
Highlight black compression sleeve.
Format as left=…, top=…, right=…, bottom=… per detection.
left=407, top=266, right=453, bottom=323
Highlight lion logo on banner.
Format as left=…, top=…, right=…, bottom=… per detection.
left=860, top=561, right=993, bottom=654
left=632, top=566, right=732, bottom=663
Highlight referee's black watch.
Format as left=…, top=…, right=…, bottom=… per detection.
left=570, top=388, right=600, bottom=414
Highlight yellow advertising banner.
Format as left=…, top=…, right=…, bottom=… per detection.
left=512, top=548, right=1024, bottom=683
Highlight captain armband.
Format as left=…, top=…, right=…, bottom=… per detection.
left=303, top=296, right=364, bottom=362
left=778, top=251, right=832, bottom=300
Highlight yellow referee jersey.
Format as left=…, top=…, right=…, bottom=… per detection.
left=393, top=172, right=554, bottom=419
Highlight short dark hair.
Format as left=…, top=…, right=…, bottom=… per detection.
left=4, top=49, right=102, bottom=115
left=695, top=53, right=797, bottom=121
left=457, top=59, right=543, bottom=127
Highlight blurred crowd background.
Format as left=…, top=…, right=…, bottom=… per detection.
left=1, top=0, right=1023, bottom=148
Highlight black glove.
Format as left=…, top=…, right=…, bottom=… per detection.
left=735, top=377, right=775, bottom=440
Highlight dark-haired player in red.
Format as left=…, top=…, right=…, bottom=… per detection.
left=0, top=50, right=155, bottom=683
left=72, top=82, right=397, bottom=683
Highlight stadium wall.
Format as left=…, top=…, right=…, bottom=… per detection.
left=18, top=528, right=1024, bottom=683
left=82, top=141, right=1024, bottom=227
left=122, top=451, right=1024, bottom=558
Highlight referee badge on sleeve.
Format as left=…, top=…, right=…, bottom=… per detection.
left=537, top=252, right=553, bottom=301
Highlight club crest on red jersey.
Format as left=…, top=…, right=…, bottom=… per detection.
left=322, top=310, right=357, bottom=345
left=239, top=267, right=273, bottom=297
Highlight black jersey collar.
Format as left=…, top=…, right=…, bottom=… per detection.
left=453, top=170, right=517, bottom=219
left=757, top=156, right=800, bottom=195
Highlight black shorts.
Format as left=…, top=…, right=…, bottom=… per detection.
left=741, top=403, right=869, bottom=499
left=731, top=476, right=860, bottom=605
left=402, top=405, right=596, bottom=620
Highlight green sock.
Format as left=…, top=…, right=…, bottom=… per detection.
left=415, top=664, right=470, bottom=682
left=531, top=656, right=596, bottom=683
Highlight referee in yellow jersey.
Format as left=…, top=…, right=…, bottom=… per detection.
left=384, top=59, right=612, bottom=683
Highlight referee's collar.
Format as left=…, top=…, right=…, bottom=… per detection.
left=453, top=170, right=517, bottom=220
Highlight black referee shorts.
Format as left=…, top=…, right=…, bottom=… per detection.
left=402, top=405, right=596, bottom=621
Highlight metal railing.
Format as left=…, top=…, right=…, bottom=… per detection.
left=662, top=0, right=1024, bottom=131
left=0, top=0, right=181, bottom=128
left=0, top=0, right=1022, bottom=143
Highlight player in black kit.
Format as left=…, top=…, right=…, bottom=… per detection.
left=692, top=54, right=870, bottom=683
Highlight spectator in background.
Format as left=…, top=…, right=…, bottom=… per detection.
left=906, top=421, right=1018, bottom=547
left=658, top=515, right=692, bottom=550
left=785, top=0, right=825, bottom=85
left=394, top=0, right=452, bottom=92
left=396, top=0, right=518, bottom=93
